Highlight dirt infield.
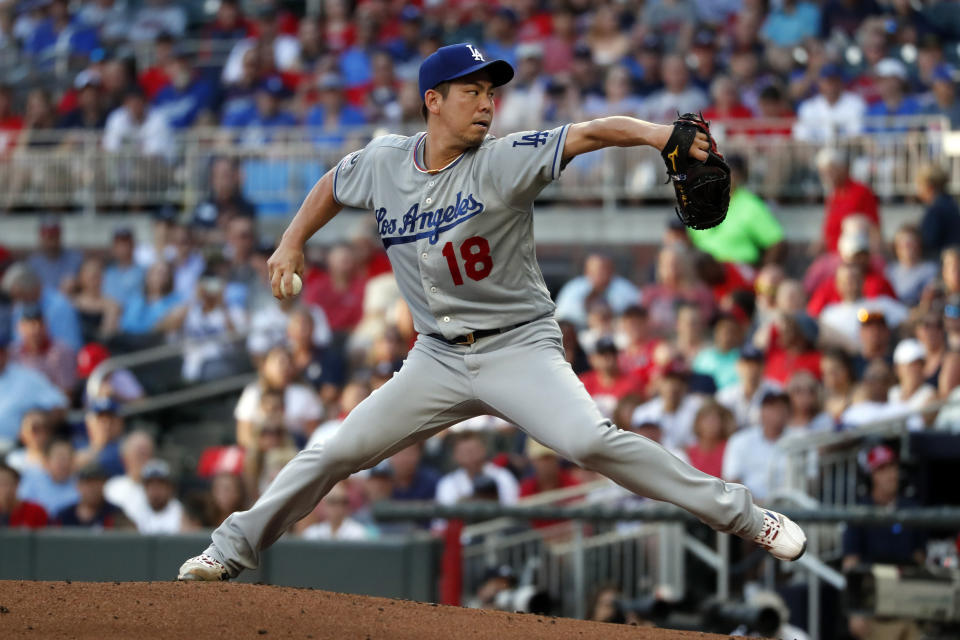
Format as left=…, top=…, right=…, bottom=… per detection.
left=0, top=581, right=733, bottom=640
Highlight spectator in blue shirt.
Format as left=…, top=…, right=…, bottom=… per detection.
left=222, top=76, right=297, bottom=147
left=2, top=262, right=83, bottom=352
left=925, top=64, right=960, bottom=129
left=339, top=17, right=378, bottom=88
left=120, top=261, right=185, bottom=335
left=389, top=443, right=440, bottom=502
left=73, top=397, right=126, bottom=478
left=555, top=254, right=641, bottom=329
left=842, top=444, right=925, bottom=638
left=220, top=48, right=261, bottom=124
left=58, top=70, right=109, bottom=129
left=0, top=331, right=68, bottom=447
left=866, top=59, right=924, bottom=131
left=306, top=73, right=367, bottom=148
left=152, top=49, right=217, bottom=129
left=191, top=157, right=257, bottom=231
left=917, top=164, right=960, bottom=260
left=54, top=462, right=122, bottom=528
left=17, top=438, right=79, bottom=517
left=761, top=0, right=821, bottom=48
left=27, top=217, right=83, bottom=292
left=386, top=7, right=423, bottom=70
left=102, top=228, right=145, bottom=306
left=25, top=0, right=101, bottom=66
left=482, top=8, right=519, bottom=70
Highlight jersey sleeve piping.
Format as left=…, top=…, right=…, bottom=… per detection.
left=551, top=124, right=571, bottom=180
left=331, top=156, right=345, bottom=206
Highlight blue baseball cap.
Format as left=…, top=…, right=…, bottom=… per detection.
left=418, top=43, right=514, bottom=100
left=820, top=63, right=844, bottom=80
left=258, top=75, right=289, bottom=98
left=932, top=64, right=956, bottom=84
left=88, top=396, right=120, bottom=415
left=739, top=344, right=764, bottom=361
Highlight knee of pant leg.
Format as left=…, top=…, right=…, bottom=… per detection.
left=561, top=421, right=615, bottom=470
left=317, top=434, right=368, bottom=477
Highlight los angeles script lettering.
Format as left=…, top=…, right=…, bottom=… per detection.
left=375, top=192, right=484, bottom=245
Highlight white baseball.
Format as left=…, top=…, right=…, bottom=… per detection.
left=282, top=273, right=302, bottom=298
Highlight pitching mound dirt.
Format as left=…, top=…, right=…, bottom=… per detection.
left=0, top=580, right=731, bottom=639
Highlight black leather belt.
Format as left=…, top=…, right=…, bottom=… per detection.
left=428, top=318, right=536, bottom=346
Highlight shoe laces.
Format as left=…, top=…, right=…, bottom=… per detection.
left=193, top=554, right=225, bottom=569
left=754, top=511, right=783, bottom=548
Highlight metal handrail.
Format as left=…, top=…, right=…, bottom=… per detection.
left=461, top=479, right=612, bottom=538
left=86, top=329, right=248, bottom=394
left=114, top=373, right=255, bottom=419
left=374, top=501, right=960, bottom=526
left=777, top=399, right=959, bottom=454
left=79, top=329, right=253, bottom=421
left=1, top=117, right=957, bottom=217
left=7, top=114, right=951, bottom=145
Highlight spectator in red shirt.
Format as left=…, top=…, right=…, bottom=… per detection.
left=519, top=439, right=580, bottom=529
left=13, top=304, right=76, bottom=393
left=579, top=337, right=647, bottom=420
left=816, top=147, right=880, bottom=254
left=541, top=8, right=576, bottom=75
left=0, top=462, right=48, bottom=528
left=138, top=32, right=175, bottom=100
left=807, top=230, right=896, bottom=316
left=642, top=246, right=716, bottom=336
left=616, top=305, right=659, bottom=379
left=349, top=219, right=391, bottom=280
left=804, top=214, right=888, bottom=296
left=0, top=85, right=23, bottom=158
left=702, top=75, right=753, bottom=124
left=764, top=312, right=822, bottom=385
left=303, top=244, right=367, bottom=334
left=748, top=84, right=795, bottom=137
left=203, top=0, right=252, bottom=42
left=686, top=400, right=736, bottom=478
left=694, top=252, right=753, bottom=306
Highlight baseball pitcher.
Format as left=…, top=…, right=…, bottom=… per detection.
left=179, top=44, right=805, bottom=582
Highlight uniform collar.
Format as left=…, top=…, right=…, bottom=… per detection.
left=412, top=133, right=467, bottom=175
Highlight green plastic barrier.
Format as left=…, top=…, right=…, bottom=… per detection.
left=0, top=530, right=439, bottom=601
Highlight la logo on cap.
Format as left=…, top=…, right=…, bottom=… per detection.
left=466, top=44, right=484, bottom=61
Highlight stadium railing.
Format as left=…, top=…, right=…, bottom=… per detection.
left=377, top=402, right=960, bottom=632
left=0, top=115, right=953, bottom=214
left=376, top=499, right=960, bottom=635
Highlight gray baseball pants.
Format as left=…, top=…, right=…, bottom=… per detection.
left=207, top=317, right=763, bottom=576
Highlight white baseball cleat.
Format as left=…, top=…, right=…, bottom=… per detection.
left=177, top=554, right=230, bottom=581
left=752, top=508, right=807, bottom=561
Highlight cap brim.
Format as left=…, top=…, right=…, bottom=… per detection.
left=442, top=59, right=515, bottom=89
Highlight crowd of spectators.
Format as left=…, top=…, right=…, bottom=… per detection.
left=1, top=0, right=959, bottom=632
left=0, top=0, right=958, bottom=170
left=0, top=134, right=956, bottom=552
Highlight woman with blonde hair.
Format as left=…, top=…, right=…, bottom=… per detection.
left=686, top=400, right=736, bottom=478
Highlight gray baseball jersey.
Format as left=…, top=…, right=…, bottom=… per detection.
left=332, top=126, right=569, bottom=339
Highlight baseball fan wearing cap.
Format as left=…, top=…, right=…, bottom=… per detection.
left=842, top=443, right=926, bottom=640
left=794, top=64, right=868, bottom=144
left=74, top=396, right=125, bottom=477
left=716, top=344, right=782, bottom=428
left=126, top=459, right=184, bottom=535
left=180, top=42, right=806, bottom=582
left=722, top=390, right=802, bottom=501
left=578, top=336, right=646, bottom=420
left=888, top=338, right=937, bottom=428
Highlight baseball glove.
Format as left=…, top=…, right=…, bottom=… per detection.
left=660, top=113, right=730, bottom=230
